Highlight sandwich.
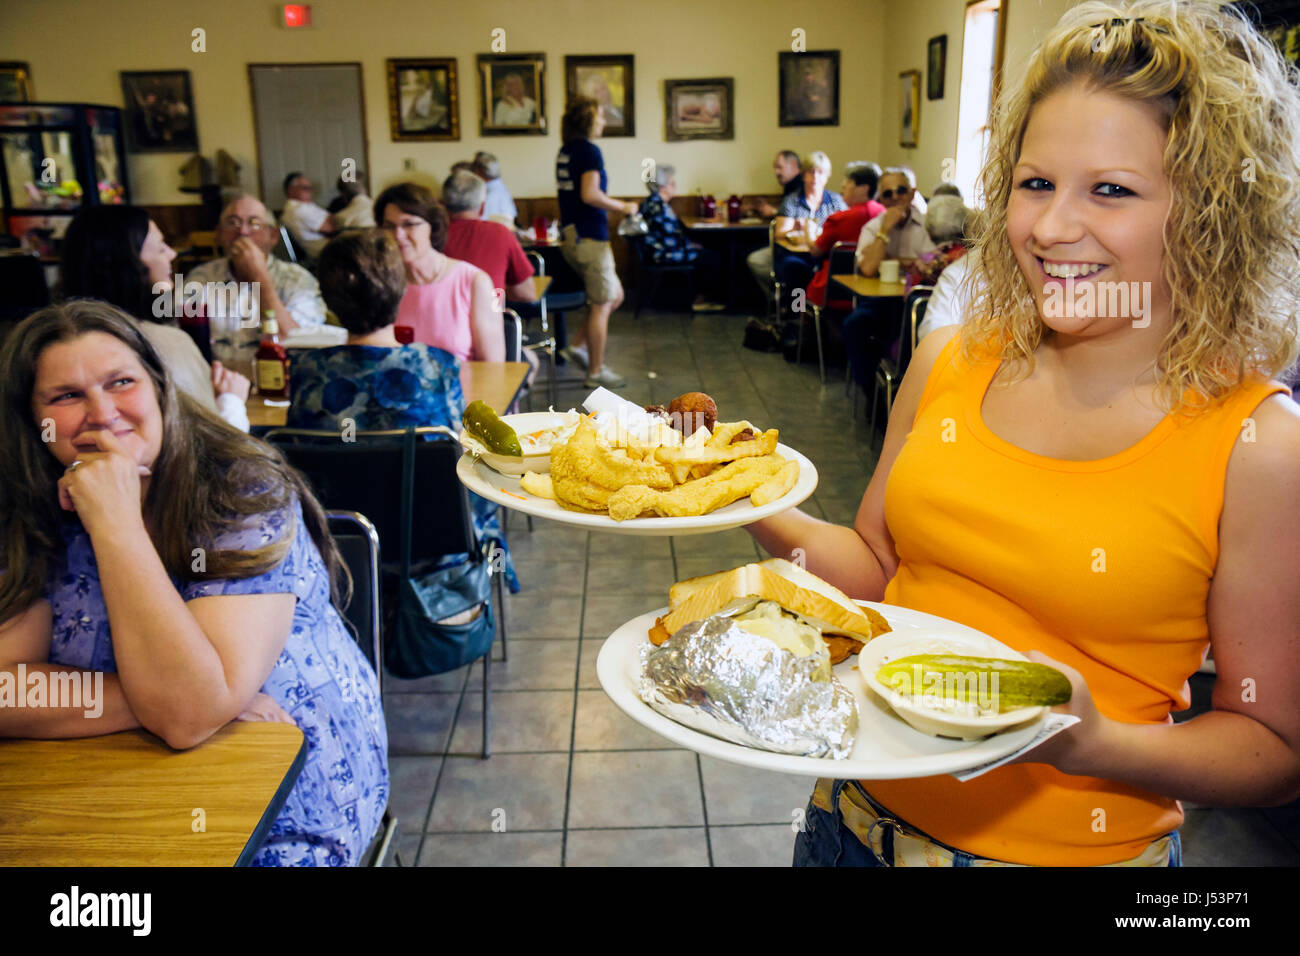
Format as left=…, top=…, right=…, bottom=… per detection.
left=648, top=558, right=891, bottom=665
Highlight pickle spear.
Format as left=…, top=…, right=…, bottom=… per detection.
left=463, top=400, right=523, bottom=457
left=876, top=654, right=1072, bottom=711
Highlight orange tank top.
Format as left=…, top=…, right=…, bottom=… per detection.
left=864, top=334, right=1288, bottom=865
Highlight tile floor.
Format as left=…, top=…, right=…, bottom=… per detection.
left=382, top=305, right=1300, bottom=866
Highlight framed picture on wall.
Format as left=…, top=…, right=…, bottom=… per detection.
left=478, top=53, right=546, bottom=136
left=0, top=62, right=32, bottom=103
left=387, top=58, right=459, bottom=141
left=928, top=35, right=947, bottom=100
left=663, top=78, right=733, bottom=141
left=900, top=70, right=921, bottom=147
left=565, top=55, right=634, bottom=137
left=778, top=50, right=839, bottom=126
left=120, top=70, right=198, bottom=153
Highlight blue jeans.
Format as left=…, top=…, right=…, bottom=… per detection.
left=791, top=779, right=1183, bottom=867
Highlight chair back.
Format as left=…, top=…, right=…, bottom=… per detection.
left=275, top=224, right=300, bottom=264
left=767, top=220, right=780, bottom=277
left=265, top=426, right=477, bottom=575
left=900, top=285, right=934, bottom=378
left=501, top=308, right=523, bottom=362
left=0, top=252, right=50, bottom=324
left=326, top=510, right=383, bottom=694
left=525, top=250, right=544, bottom=277
left=828, top=241, right=857, bottom=279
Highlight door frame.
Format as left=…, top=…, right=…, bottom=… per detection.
left=246, top=61, right=371, bottom=209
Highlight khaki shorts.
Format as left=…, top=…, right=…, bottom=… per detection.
left=560, top=224, right=622, bottom=304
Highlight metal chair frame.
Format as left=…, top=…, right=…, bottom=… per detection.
left=869, top=286, right=934, bottom=440
left=630, top=234, right=695, bottom=319
left=506, top=251, right=558, bottom=408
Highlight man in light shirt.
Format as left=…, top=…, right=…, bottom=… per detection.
left=280, top=172, right=336, bottom=258
left=186, top=193, right=326, bottom=377
left=854, top=167, right=936, bottom=276
left=472, top=151, right=520, bottom=229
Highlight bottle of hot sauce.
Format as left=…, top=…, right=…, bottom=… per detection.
left=255, top=312, right=290, bottom=399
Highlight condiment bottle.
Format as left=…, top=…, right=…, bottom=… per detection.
left=255, top=313, right=290, bottom=399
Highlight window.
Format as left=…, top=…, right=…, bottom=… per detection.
left=954, top=0, right=1006, bottom=206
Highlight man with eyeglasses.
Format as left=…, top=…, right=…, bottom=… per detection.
left=281, top=172, right=337, bottom=259
left=186, top=193, right=326, bottom=377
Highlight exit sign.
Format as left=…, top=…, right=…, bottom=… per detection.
left=282, top=4, right=312, bottom=27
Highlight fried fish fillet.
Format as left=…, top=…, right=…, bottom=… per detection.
left=549, top=420, right=674, bottom=512
left=654, top=428, right=779, bottom=465
left=607, top=455, right=786, bottom=521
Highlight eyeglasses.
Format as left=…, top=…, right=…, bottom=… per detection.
left=879, top=188, right=910, bottom=200
left=221, top=216, right=270, bottom=232
left=381, top=218, right=428, bottom=233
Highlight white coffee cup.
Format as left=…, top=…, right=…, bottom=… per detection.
left=879, top=259, right=901, bottom=283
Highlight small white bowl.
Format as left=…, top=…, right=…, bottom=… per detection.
left=858, top=630, right=1047, bottom=740
left=459, top=411, right=579, bottom=476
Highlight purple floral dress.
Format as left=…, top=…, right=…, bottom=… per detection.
left=44, top=499, right=389, bottom=866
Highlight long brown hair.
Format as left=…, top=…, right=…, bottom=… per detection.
left=0, top=300, right=347, bottom=623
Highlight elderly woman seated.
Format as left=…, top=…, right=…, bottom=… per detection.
left=638, top=164, right=724, bottom=312
left=904, top=195, right=970, bottom=292
left=287, top=229, right=518, bottom=592
left=774, top=151, right=848, bottom=293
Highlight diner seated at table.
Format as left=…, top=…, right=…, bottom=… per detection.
left=903, top=195, right=970, bottom=293
left=376, top=182, right=505, bottom=363
left=773, top=151, right=848, bottom=292
left=280, top=171, right=337, bottom=259
left=330, top=172, right=376, bottom=230
left=805, top=161, right=886, bottom=310
left=472, top=151, right=522, bottom=231
left=289, top=230, right=518, bottom=591
left=59, top=205, right=251, bottom=432
left=853, top=166, right=937, bottom=278
left=639, top=163, right=725, bottom=312
left=0, top=300, right=389, bottom=865
left=745, top=149, right=802, bottom=304
left=186, top=193, right=327, bottom=378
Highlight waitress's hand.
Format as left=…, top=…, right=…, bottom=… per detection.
left=622, top=200, right=640, bottom=217
left=236, top=692, right=296, bottom=725
left=56, top=429, right=152, bottom=536
left=1006, top=650, right=1110, bottom=775
left=211, top=360, right=251, bottom=401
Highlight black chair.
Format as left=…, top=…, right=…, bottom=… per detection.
left=869, top=285, right=934, bottom=439
left=326, top=510, right=399, bottom=866
left=0, top=252, right=51, bottom=326
left=629, top=235, right=695, bottom=318
left=506, top=253, right=558, bottom=408
left=266, top=426, right=504, bottom=759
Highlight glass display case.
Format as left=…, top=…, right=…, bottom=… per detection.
left=0, top=103, right=129, bottom=255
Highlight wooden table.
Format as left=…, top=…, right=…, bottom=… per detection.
left=247, top=360, right=532, bottom=429
left=530, top=274, right=552, bottom=298
left=831, top=274, right=907, bottom=303
left=0, top=722, right=305, bottom=866
left=682, top=217, right=768, bottom=312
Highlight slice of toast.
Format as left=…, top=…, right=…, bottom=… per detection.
left=649, top=558, right=891, bottom=647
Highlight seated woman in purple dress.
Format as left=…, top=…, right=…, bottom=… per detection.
left=0, top=300, right=388, bottom=866
left=288, top=230, right=517, bottom=590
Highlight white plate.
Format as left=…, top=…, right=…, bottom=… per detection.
left=458, top=411, right=580, bottom=477
left=455, top=443, right=817, bottom=536
left=596, top=603, right=1043, bottom=777
left=858, top=631, right=1045, bottom=740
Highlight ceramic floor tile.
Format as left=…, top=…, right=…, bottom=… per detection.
left=588, top=533, right=673, bottom=560
left=449, top=689, right=575, bottom=755
left=383, top=667, right=469, bottom=694
left=673, top=557, right=750, bottom=583
left=816, top=495, right=863, bottom=525
left=385, top=755, right=443, bottom=830
left=509, top=558, right=587, bottom=597
left=468, top=639, right=579, bottom=691
left=564, top=828, right=710, bottom=866
left=427, top=753, right=570, bottom=832
left=568, top=751, right=706, bottom=829
left=384, top=692, right=461, bottom=755
left=1180, top=808, right=1300, bottom=866
left=588, top=559, right=677, bottom=594
left=1261, top=800, right=1300, bottom=852
left=709, top=824, right=798, bottom=866
left=417, top=831, right=564, bottom=866
left=573, top=690, right=682, bottom=751
left=670, top=528, right=761, bottom=560
left=581, top=593, right=667, bottom=638
left=386, top=832, right=422, bottom=867
left=503, top=592, right=584, bottom=638
left=578, top=638, right=606, bottom=690
left=698, top=756, right=819, bottom=826
left=505, top=523, right=589, bottom=561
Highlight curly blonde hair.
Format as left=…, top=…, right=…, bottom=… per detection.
left=962, top=0, right=1300, bottom=412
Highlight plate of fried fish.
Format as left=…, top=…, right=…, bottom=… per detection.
left=455, top=389, right=818, bottom=535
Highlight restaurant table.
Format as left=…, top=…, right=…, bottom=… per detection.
left=530, top=275, right=552, bottom=298
left=681, top=216, right=768, bottom=312
left=246, top=360, right=532, bottom=429
left=0, top=722, right=305, bottom=866
left=830, top=274, right=907, bottom=306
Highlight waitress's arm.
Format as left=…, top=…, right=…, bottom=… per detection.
left=579, top=170, right=639, bottom=217
left=0, top=600, right=141, bottom=737
left=748, top=326, right=959, bottom=601
left=1038, top=394, right=1300, bottom=807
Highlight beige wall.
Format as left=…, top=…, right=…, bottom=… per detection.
left=1, top=0, right=1083, bottom=208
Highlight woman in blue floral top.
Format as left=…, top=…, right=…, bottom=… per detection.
left=289, top=230, right=518, bottom=590
left=0, top=300, right=388, bottom=866
left=638, top=164, right=725, bottom=312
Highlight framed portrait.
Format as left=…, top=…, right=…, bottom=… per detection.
left=0, top=62, right=32, bottom=103
left=478, top=53, right=546, bottom=136
left=900, top=70, right=921, bottom=148
left=928, top=35, right=947, bottom=100
left=565, top=55, right=634, bottom=137
left=778, top=50, right=839, bottom=127
left=663, top=78, right=733, bottom=141
left=387, top=58, right=458, bottom=140
left=120, top=70, right=198, bottom=153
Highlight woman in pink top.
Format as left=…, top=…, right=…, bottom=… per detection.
left=375, top=183, right=503, bottom=362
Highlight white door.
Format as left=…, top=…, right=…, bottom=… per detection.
left=249, top=64, right=368, bottom=210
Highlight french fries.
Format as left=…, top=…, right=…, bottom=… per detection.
left=537, top=417, right=798, bottom=520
